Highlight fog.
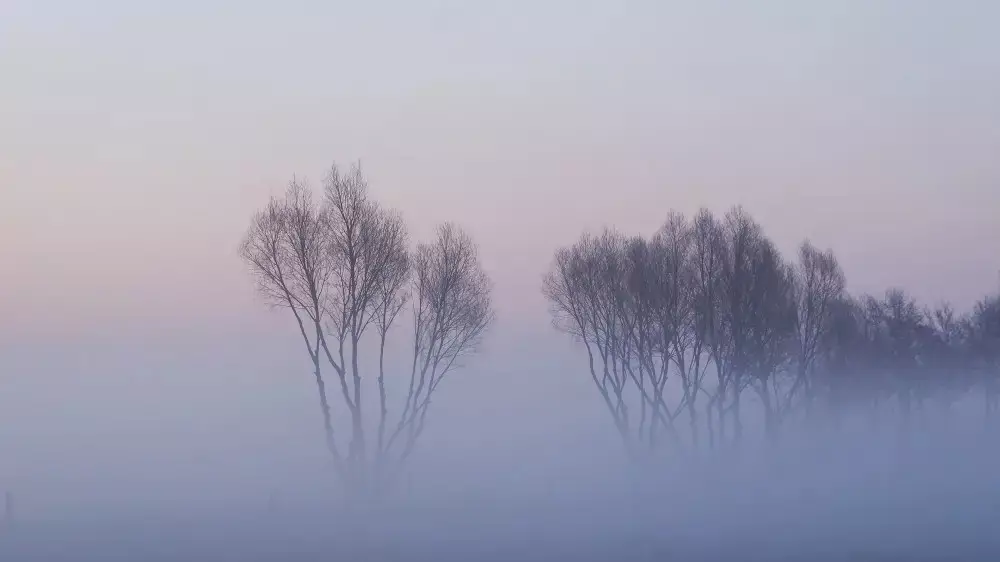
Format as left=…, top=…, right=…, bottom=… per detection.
left=5, top=0, right=1000, bottom=559
left=3, top=334, right=1000, bottom=560
left=3, top=412, right=1000, bottom=561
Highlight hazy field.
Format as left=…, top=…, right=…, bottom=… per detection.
left=3, top=420, right=999, bottom=561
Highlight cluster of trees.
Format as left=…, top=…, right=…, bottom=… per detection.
left=242, top=164, right=997, bottom=490
left=240, top=163, right=494, bottom=496
left=544, top=207, right=1000, bottom=459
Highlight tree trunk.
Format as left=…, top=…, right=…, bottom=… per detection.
left=349, top=334, right=367, bottom=476
left=732, top=380, right=744, bottom=444
left=311, top=354, right=343, bottom=477
left=757, top=382, right=777, bottom=442
left=688, top=402, right=700, bottom=450
left=706, top=396, right=716, bottom=450
left=716, top=396, right=727, bottom=447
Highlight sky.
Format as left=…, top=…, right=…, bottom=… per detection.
left=2, top=0, right=1000, bottom=520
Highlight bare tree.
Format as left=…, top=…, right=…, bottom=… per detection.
left=546, top=205, right=1000, bottom=453
left=782, top=241, right=846, bottom=421
left=880, top=288, right=924, bottom=428
left=813, top=295, right=866, bottom=421
left=371, top=212, right=410, bottom=469
left=385, top=223, right=495, bottom=481
left=618, top=233, right=686, bottom=451
left=714, top=206, right=767, bottom=443
left=742, top=239, right=796, bottom=439
left=544, top=230, right=638, bottom=455
left=545, top=220, right=710, bottom=457
left=240, top=182, right=345, bottom=476
left=921, top=302, right=969, bottom=414
left=319, top=164, right=412, bottom=484
left=688, top=209, right=728, bottom=448
left=649, top=214, right=705, bottom=448
left=969, top=295, right=1000, bottom=419
left=240, top=163, right=493, bottom=496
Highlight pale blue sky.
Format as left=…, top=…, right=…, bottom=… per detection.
left=2, top=0, right=999, bottom=515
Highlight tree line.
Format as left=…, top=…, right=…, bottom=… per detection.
left=544, top=207, right=1000, bottom=459
left=242, top=164, right=998, bottom=495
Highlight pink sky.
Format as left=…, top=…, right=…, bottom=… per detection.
left=4, top=2, right=1000, bottom=347
left=1, top=0, right=999, bottom=512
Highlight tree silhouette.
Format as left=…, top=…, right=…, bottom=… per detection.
left=545, top=206, right=1000, bottom=457
left=241, top=162, right=494, bottom=496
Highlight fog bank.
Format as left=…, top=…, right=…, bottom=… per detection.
left=3, top=411, right=999, bottom=561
